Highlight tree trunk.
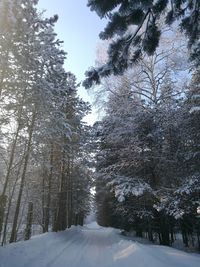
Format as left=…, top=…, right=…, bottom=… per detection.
left=42, top=173, right=45, bottom=232
left=55, top=148, right=67, bottom=231
left=0, top=195, right=7, bottom=241
left=67, top=158, right=72, bottom=228
left=78, top=214, right=84, bottom=226
left=1, top=88, right=27, bottom=196
left=24, top=202, right=33, bottom=241
left=1, top=150, right=26, bottom=246
left=44, top=144, right=53, bottom=232
left=0, top=88, right=27, bottom=237
left=9, top=108, right=36, bottom=243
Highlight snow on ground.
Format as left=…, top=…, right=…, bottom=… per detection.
left=0, top=222, right=199, bottom=267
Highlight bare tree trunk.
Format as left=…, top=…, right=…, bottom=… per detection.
left=55, top=148, right=67, bottom=231
left=1, top=171, right=21, bottom=246
left=67, top=156, right=71, bottom=228
left=1, top=163, right=23, bottom=245
left=0, top=89, right=27, bottom=238
left=24, top=202, right=33, bottom=241
left=43, top=144, right=53, bottom=232
left=42, top=172, right=46, bottom=233
left=1, top=89, right=27, bottom=196
left=9, top=108, right=36, bottom=243
left=0, top=123, right=20, bottom=238
left=0, top=195, right=7, bottom=241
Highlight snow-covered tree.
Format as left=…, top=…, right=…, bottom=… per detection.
left=84, top=0, right=199, bottom=88
left=0, top=0, right=93, bottom=244
left=93, top=32, right=200, bottom=247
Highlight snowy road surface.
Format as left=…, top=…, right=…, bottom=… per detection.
left=0, top=222, right=199, bottom=267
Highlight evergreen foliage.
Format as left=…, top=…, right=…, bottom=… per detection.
left=84, top=0, right=200, bottom=88
left=0, top=0, right=92, bottom=244
left=94, top=51, right=200, bottom=250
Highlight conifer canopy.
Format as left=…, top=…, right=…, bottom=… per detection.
left=83, top=0, right=200, bottom=88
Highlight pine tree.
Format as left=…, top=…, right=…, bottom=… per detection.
left=83, top=0, right=200, bottom=88
left=93, top=46, right=195, bottom=246
left=186, top=68, right=200, bottom=174
left=0, top=0, right=92, bottom=244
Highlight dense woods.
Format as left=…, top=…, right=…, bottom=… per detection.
left=94, top=66, right=200, bottom=249
left=0, top=0, right=92, bottom=245
left=0, top=0, right=199, bottom=255
left=85, top=0, right=200, bottom=251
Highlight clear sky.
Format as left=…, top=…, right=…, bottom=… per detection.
left=37, top=1, right=106, bottom=124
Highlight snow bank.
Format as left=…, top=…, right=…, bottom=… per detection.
left=0, top=224, right=199, bottom=267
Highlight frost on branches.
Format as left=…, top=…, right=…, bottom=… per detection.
left=108, top=176, right=152, bottom=203
left=155, top=175, right=200, bottom=220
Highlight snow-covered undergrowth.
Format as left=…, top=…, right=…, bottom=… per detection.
left=0, top=222, right=199, bottom=267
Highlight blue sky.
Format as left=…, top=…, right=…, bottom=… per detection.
left=38, top=0, right=106, bottom=106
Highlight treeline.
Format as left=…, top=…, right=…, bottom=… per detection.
left=0, top=0, right=92, bottom=245
left=91, top=39, right=200, bottom=250
left=83, top=0, right=200, bottom=251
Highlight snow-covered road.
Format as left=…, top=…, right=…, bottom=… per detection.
left=0, top=222, right=199, bottom=267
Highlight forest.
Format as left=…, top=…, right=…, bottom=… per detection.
left=0, top=0, right=199, bottom=255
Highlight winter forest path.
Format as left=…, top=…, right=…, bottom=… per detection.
left=0, top=222, right=199, bottom=267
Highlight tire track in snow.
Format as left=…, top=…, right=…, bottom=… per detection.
left=0, top=223, right=200, bottom=267
left=20, top=228, right=84, bottom=267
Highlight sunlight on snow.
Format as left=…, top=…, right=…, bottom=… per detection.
left=197, top=206, right=200, bottom=214
left=166, top=251, right=190, bottom=257
left=114, top=244, right=137, bottom=260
